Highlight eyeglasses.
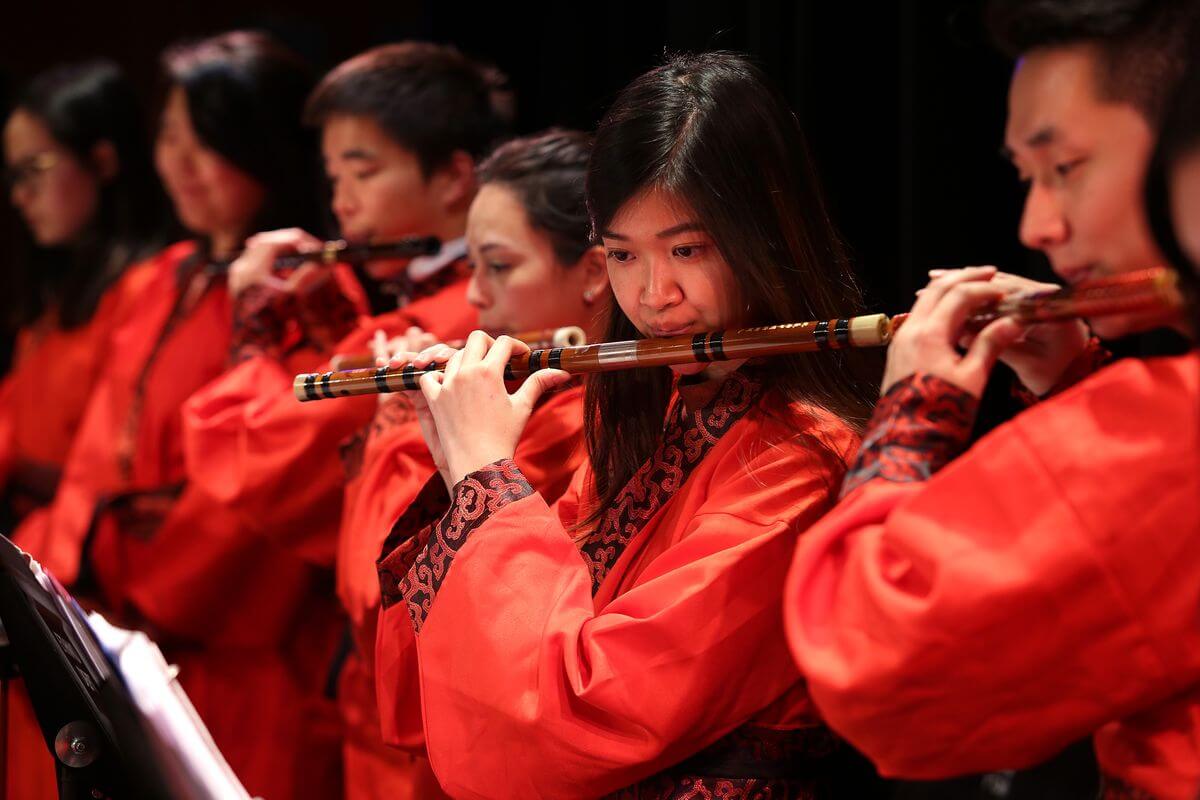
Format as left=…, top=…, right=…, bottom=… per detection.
left=4, top=152, right=60, bottom=191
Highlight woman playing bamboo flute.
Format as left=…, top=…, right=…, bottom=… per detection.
left=783, top=2, right=1200, bottom=798
left=338, top=128, right=609, bottom=799
left=374, top=52, right=884, bottom=798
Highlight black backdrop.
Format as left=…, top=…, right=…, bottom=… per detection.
left=0, top=0, right=1041, bottom=317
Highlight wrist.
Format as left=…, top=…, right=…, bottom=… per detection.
left=447, top=446, right=516, bottom=487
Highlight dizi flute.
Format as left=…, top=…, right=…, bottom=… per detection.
left=215, top=236, right=442, bottom=271
left=292, top=266, right=1184, bottom=403
left=328, top=326, right=588, bottom=371
left=294, top=314, right=892, bottom=401
left=892, top=266, right=1182, bottom=330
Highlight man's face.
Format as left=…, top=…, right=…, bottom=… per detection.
left=1005, top=44, right=1170, bottom=337
left=321, top=115, right=442, bottom=262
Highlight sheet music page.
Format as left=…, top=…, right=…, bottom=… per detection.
left=88, top=613, right=253, bottom=800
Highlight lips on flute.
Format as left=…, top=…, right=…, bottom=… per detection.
left=293, top=266, right=1182, bottom=403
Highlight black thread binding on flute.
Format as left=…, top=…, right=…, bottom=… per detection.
left=320, top=372, right=334, bottom=399
left=813, top=320, right=830, bottom=349
left=504, top=364, right=516, bottom=381
left=375, top=367, right=391, bottom=393
left=548, top=348, right=563, bottom=370
left=529, top=349, right=543, bottom=372
left=303, top=374, right=318, bottom=401
left=834, top=318, right=850, bottom=348
left=708, top=331, right=726, bottom=360
left=692, top=333, right=711, bottom=362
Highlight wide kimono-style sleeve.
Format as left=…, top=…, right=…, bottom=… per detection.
left=367, top=386, right=586, bottom=753
left=784, top=355, right=1200, bottom=782
left=181, top=351, right=378, bottom=567
left=376, top=414, right=845, bottom=799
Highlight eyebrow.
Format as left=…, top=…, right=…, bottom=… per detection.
left=337, top=148, right=378, bottom=161
left=999, top=126, right=1058, bottom=161
left=477, top=242, right=504, bottom=253
left=600, top=222, right=706, bottom=241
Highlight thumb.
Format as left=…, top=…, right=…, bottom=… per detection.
left=513, top=369, right=571, bottom=408
left=960, top=317, right=1025, bottom=377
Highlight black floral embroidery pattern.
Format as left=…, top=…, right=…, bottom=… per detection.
left=1099, top=776, right=1159, bottom=799
left=380, top=459, right=533, bottom=631
left=339, top=395, right=420, bottom=481
left=579, top=370, right=762, bottom=595
left=229, top=284, right=296, bottom=365
left=1012, top=336, right=1111, bottom=406
left=840, top=373, right=977, bottom=499
left=294, top=275, right=361, bottom=354
left=606, top=726, right=844, bottom=799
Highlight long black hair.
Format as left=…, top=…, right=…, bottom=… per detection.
left=161, top=30, right=324, bottom=245
left=1145, top=46, right=1200, bottom=330
left=583, top=51, right=873, bottom=523
left=6, top=59, right=173, bottom=329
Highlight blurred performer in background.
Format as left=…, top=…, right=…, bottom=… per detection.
left=1, top=57, right=172, bottom=800
left=179, top=42, right=509, bottom=798
left=10, top=31, right=344, bottom=799
left=352, top=128, right=609, bottom=799
left=375, top=52, right=886, bottom=798
left=1, top=60, right=171, bottom=528
left=784, top=2, right=1200, bottom=798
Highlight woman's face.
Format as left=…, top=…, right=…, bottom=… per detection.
left=600, top=187, right=742, bottom=373
left=154, top=86, right=265, bottom=241
left=465, top=183, right=606, bottom=334
left=4, top=108, right=101, bottom=246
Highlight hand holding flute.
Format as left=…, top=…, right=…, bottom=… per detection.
left=884, top=265, right=1182, bottom=397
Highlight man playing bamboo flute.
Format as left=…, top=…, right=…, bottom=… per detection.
left=784, top=2, right=1200, bottom=798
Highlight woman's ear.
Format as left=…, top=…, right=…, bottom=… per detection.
left=577, top=245, right=609, bottom=304
left=89, top=140, right=119, bottom=181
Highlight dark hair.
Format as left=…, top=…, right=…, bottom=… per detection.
left=1145, top=47, right=1200, bottom=323
left=987, top=0, right=1198, bottom=124
left=304, top=42, right=512, bottom=176
left=163, top=30, right=323, bottom=238
left=583, top=51, right=873, bottom=526
left=7, top=59, right=173, bottom=329
left=476, top=129, right=593, bottom=265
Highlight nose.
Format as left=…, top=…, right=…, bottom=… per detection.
left=1018, top=181, right=1069, bottom=252
left=332, top=181, right=357, bottom=224
left=640, top=255, right=683, bottom=311
left=465, top=270, right=490, bottom=309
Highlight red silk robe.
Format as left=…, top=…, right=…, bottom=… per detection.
left=1, top=262, right=156, bottom=800
left=341, top=382, right=585, bottom=800
left=181, top=261, right=477, bottom=799
left=0, top=263, right=156, bottom=517
left=375, top=370, right=861, bottom=798
left=784, top=353, right=1200, bottom=800
left=12, top=242, right=344, bottom=800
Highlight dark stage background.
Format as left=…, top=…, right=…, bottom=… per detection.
left=0, top=0, right=1039, bottom=318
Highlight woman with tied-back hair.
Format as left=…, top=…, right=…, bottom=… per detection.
left=0, top=57, right=171, bottom=800
left=374, top=52, right=885, bottom=798
left=334, top=127, right=610, bottom=799
left=12, top=31, right=344, bottom=800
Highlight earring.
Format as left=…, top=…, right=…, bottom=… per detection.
left=583, top=289, right=595, bottom=303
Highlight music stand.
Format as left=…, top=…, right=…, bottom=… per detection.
left=0, top=534, right=181, bottom=799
